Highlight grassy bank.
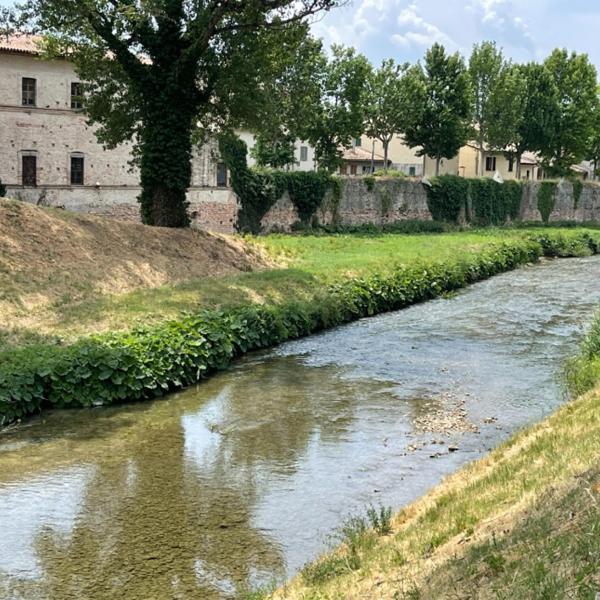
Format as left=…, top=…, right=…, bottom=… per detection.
left=2, top=229, right=600, bottom=427
left=270, top=315, right=600, bottom=600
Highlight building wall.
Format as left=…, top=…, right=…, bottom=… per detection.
left=237, top=130, right=317, bottom=171
left=358, top=134, right=422, bottom=175
left=0, top=50, right=235, bottom=231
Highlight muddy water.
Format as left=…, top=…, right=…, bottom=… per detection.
left=1, top=257, right=600, bottom=600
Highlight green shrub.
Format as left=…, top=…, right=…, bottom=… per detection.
left=2, top=232, right=598, bottom=426
left=364, top=176, right=375, bottom=192
left=537, top=182, right=557, bottom=223
left=425, top=175, right=470, bottom=223
left=373, top=169, right=405, bottom=178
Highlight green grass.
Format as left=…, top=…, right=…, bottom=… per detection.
left=2, top=228, right=598, bottom=352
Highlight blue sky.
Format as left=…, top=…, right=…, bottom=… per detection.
left=311, top=0, right=600, bottom=69
left=3, top=0, right=600, bottom=70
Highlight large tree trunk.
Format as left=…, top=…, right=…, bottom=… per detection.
left=435, top=157, right=441, bottom=176
left=139, top=101, right=194, bottom=228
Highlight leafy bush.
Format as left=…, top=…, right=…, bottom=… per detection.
left=572, top=179, right=583, bottom=210
left=291, top=220, right=454, bottom=235
left=373, top=169, right=405, bottom=178
left=2, top=232, right=599, bottom=426
left=425, top=175, right=470, bottom=223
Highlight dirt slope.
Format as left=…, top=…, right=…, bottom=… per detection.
left=0, top=199, right=269, bottom=317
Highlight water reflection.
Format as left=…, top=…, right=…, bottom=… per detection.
left=1, top=257, right=600, bottom=599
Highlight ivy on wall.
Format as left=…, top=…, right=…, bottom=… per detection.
left=537, top=181, right=558, bottom=223
left=219, top=135, right=338, bottom=233
left=425, top=175, right=523, bottom=226
left=573, top=179, right=583, bottom=210
left=0, top=179, right=6, bottom=197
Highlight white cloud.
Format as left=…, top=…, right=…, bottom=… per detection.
left=392, top=3, right=454, bottom=49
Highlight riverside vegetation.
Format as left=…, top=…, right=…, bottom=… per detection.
left=2, top=209, right=600, bottom=426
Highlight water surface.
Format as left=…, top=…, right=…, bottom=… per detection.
left=1, top=257, right=600, bottom=599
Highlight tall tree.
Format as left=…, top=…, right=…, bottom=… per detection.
left=364, top=59, right=411, bottom=173
left=250, top=132, right=297, bottom=169
left=586, top=93, right=600, bottom=180
left=540, top=49, right=598, bottom=177
left=302, top=45, right=371, bottom=173
left=486, top=63, right=557, bottom=179
left=20, top=0, right=339, bottom=227
left=403, top=44, right=472, bottom=176
left=469, top=41, right=505, bottom=176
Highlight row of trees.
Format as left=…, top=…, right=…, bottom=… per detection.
left=7, top=1, right=600, bottom=226
left=254, top=40, right=600, bottom=182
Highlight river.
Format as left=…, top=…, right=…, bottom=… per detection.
left=1, top=256, right=600, bottom=599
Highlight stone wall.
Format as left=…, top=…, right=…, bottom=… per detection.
left=521, top=181, right=600, bottom=222
left=261, top=178, right=431, bottom=230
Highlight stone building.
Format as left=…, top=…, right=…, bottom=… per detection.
left=0, top=34, right=238, bottom=232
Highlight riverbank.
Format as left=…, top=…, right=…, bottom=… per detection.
left=2, top=220, right=600, bottom=425
left=271, top=313, right=600, bottom=600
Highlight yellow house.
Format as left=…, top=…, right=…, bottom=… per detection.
left=354, top=134, right=423, bottom=176
left=423, top=143, right=540, bottom=180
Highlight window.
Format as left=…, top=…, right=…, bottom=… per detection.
left=409, top=166, right=416, bottom=177
left=300, top=146, right=308, bottom=162
left=350, top=164, right=357, bottom=175
left=22, top=155, right=37, bottom=186
left=70, top=156, right=84, bottom=185
left=508, top=157, right=514, bottom=172
left=362, top=166, right=371, bottom=174
left=22, top=78, right=36, bottom=106
left=354, top=138, right=362, bottom=147
left=485, top=156, right=496, bottom=172
left=71, top=82, right=83, bottom=109
left=339, top=165, right=347, bottom=175
left=216, top=162, right=228, bottom=187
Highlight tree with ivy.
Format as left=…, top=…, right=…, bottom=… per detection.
left=469, top=41, right=505, bottom=176
left=364, top=58, right=412, bottom=173
left=302, top=45, right=371, bottom=173
left=539, top=49, right=598, bottom=177
left=18, top=0, right=339, bottom=227
left=586, top=94, right=600, bottom=181
left=486, top=62, right=557, bottom=179
left=403, top=44, right=472, bottom=176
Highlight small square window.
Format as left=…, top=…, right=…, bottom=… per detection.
left=485, top=156, right=496, bottom=172
left=409, top=166, right=416, bottom=176
left=216, top=163, right=228, bottom=187
left=22, top=78, right=36, bottom=106
left=354, top=138, right=362, bottom=147
left=71, top=156, right=84, bottom=185
left=71, top=82, right=83, bottom=109
left=300, top=146, right=308, bottom=162
left=22, top=155, right=37, bottom=186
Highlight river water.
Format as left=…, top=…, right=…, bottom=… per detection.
left=1, top=257, right=600, bottom=600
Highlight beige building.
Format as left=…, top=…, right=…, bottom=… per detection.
left=354, top=134, right=422, bottom=176
left=237, top=131, right=317, bottom=171
left=0, top=34, right=237, bottom=231
left=423, top=143, right=541, bottom=180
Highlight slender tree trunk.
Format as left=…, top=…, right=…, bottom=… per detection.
left=383, top=139, right=389, bottom=174
left=435, top=157, right=441, bottom=176
left=478, top=138, right=485, bottom=177
left=516, top=154, right=522, bottom=180
left=139, top=99, right=195, bottom=227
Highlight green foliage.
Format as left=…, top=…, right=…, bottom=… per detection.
left=540, top=50, right=598, bottom=176
left=469, top=179, right=522, bottom=226
left=572, top=179, right=583, bottom=209
left=379, top=187, right=393, bottom=217
left=373, top=169, right=405, bottom=178
left=5, top=233, right=598, bottom=426
left=0, top=179, right=5, bottom=198
left=220, top=135, right=336, bottom=232
left=367, top=505, right=393, bottom=536
left=302, top=46, right=371, bottom=172
left=309, top=220, right=453, bottom=235
left=250, top=132, right=297, bottom=169
left=403, top=44, right=472, bottom=171
left=537, top=182, right=557, bottom=223
left=364, top=176, right=375, bottom=191
left=425, top=175, right=470, bottom=223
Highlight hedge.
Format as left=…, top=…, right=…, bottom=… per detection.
left=2, top=232, right=599, bottom=426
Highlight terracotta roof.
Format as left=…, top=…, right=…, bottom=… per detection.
left=520, top=152, right=538, bottom=165
left=341, top=146, right=388, bottom=163
left=0, top=33, right=43, bottom=55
